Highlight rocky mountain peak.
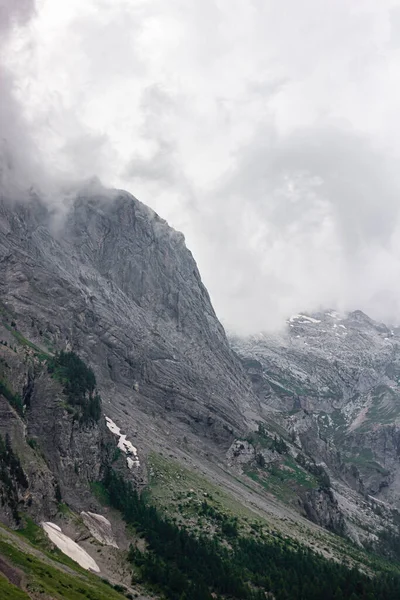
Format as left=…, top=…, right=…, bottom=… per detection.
left=0, top=189, right=257, bottom=456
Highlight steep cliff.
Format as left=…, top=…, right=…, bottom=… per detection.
left=2, top=187, right=400, bottom=596
left=0, top=186, right=257, bottom=467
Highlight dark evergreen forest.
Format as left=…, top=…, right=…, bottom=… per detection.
left=103, top=469, right=400, bottom=600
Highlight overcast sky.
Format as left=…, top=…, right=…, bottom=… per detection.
left=3, top=0, right=400, bottom=332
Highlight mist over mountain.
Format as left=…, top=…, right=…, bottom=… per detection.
left=3, top=4, right=400, bottom=595
left=3, top=0, right=400, bottom=331
left=1, top=184, right=400, bottom=598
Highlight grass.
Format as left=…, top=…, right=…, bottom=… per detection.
left=251, top=417, right=294, bottom=444
left=126, top=453, right=400, bottom=583
left=0, top=380, right=24, bottom=417
left=147, top=452, right=265, bottom=533
left=343, top=453, right=390, bottom=476
left=0, top=575, right=30, bottom=600
left=1, top=323, right=50, bottom=362
left=17, top=518, right=47, bottom=547
left=3, top=324, right=40, bottom=352
left=0, top=534, right=127, bottom=600
left=282, top=456, right=318, bottom=487
left=147, top=452, right=321, bottom=548
left=57, top=502, right=72, bottom=516
left=244, top=456, right=317, bottom=503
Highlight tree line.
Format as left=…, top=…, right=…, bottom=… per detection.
left=102, top=468, right=400, bottom=600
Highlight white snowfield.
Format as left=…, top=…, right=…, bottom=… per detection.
left=105, top=416, right=140, bottom=468
left=41, top=522, right=100, bottom=572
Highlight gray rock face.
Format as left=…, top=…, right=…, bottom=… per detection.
left=0, top=329, right=127, bottom=524
left=26, top=370, right=114, bottom=508
left=4, top=184, right=398, bottom=549
left=231, top=310, right=400, bottom=512
left=0, top=187, right=257, bottom=466
left=80, top=511, right=119, bottom=548
left=302, top=487, right=346, bottom=535
left=227, top=440, right=255, bottom=467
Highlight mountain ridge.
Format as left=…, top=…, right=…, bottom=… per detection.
left=0, top=187, right=258, bottom=453
left=1, top=186, right=400, bottom=597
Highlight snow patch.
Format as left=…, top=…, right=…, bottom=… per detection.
left=326, top=311, right=341, bottom=320
left=42, top=522, right=100, bottom=572
left=289, top=314, right=321, bottom=324
left=105, top=418, right=120, bottom=436
left=105, top=417, right=140, bottom=468
left=368, top=495, right=391, bottom=508
left=289, top=314, right=301, bottom=322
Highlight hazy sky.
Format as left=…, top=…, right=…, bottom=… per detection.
left=3, top=0, right=400, bottom=332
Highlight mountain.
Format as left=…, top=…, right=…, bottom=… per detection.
left=1, top=186, right=400, bottom=598
left=231, top=310, right=400, bottom=543
left=0, top=184, right=258, bottom=452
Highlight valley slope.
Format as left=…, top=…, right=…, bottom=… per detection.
left=1, top=186, right=400, bottom=598
left=231, top=310, right=400, bottom=544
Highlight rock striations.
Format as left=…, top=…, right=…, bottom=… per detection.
left=3, top=183, right=400, bottom=568
left=0, top=185, right=257, bottom=467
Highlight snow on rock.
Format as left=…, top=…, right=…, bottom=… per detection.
left=105, top=416, right=140, bottom=468
left=326, top=311, right=342, bottom=320
left=368, top=495, right=391, bottom=508
left=42, top=522, right=100, bottom=572
left=289, top=314, right=321, bottom=324
left=105, top=418, right=120, bottom=436
left=81, top=512, right=119, bottom=548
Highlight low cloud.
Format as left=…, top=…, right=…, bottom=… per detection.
left=3, top=0, right=400, bottom=332
left=194, top=125, right=400, bottom=332
left=0, top=0, right=40, bottom=197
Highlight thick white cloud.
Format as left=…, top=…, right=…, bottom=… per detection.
left=0, top=0, right=41, bottom=196
left=3, top=0, right=400, bottom=331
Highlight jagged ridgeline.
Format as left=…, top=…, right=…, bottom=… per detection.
left=2, top=193, right=400, bottom=598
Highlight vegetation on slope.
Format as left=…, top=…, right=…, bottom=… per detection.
left=0, top=380, right=24, bottom=417
left=0, top=434, right=28, bottom=524
left=0, top=575, right=30, bottom=600
left=102, top=467, right=400, bottom=600
left=48, top=351, right=102, bottom=423
left=0, top=531, right=130, bottom=600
